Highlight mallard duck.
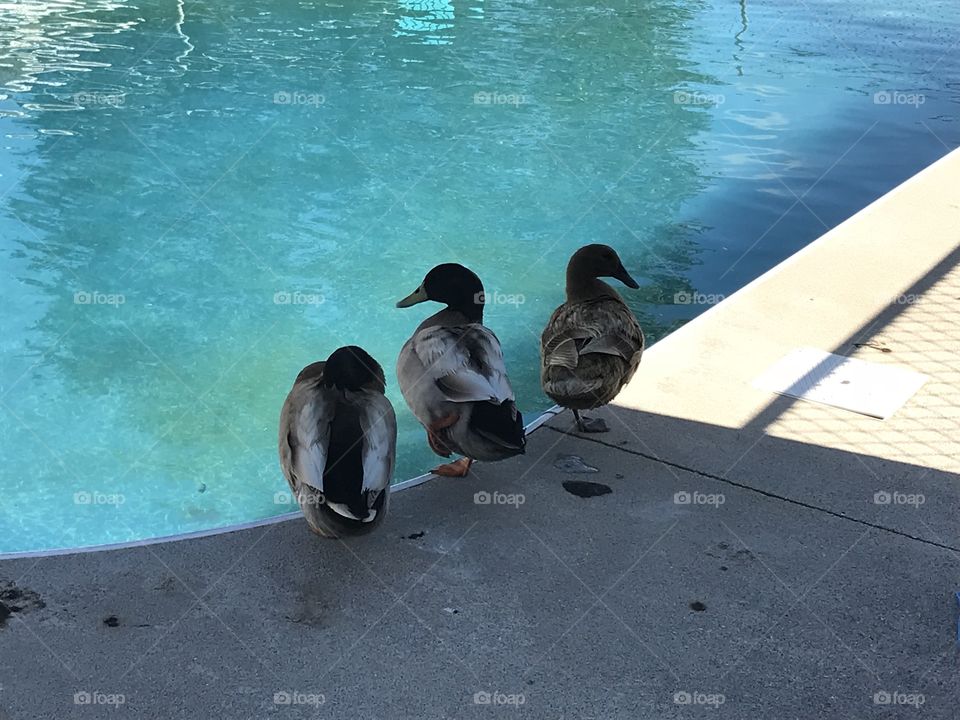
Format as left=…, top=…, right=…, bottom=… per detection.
left=540, top=244, right=644, bottom=433
left=278, top=346, right=397, bottom=537
left=396, top=263, right=525, bottom=477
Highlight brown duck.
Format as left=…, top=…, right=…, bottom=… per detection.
left=540, top=244, right=644, bottom=433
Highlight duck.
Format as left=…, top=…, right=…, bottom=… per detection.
left=395, top=263, right=526, bottom=477
left=278, top=345, right=397, bottom=537
left=540, top=244, right=645, bottom=433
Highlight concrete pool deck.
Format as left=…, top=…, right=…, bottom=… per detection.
left=2, top=148, right=959, bottom=719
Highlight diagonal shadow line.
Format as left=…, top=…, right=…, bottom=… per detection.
left=545, top=424, right=960, bottom=554
left=733, top=236, right=960, bottom=444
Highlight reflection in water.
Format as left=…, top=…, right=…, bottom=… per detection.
left=175, top=0, right=195, bottom=70
left=734, top=0, right=748, bottom=76
left=0, top=0, right=137, bottom=94
left=395, top=0, right=456, bottom=45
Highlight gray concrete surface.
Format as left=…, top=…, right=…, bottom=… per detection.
left=1, top=421, right=957, bottom=719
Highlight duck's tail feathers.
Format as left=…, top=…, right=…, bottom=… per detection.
left=542, top=373, right=605, bottom=406
left=327, top=487, right=386, bottom=523
left=298, top=485, right=388, bottom=538
left=470, top=400, right=526, bottom=453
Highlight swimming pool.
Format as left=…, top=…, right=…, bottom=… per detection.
left=1, top=0, right=958, bottom=554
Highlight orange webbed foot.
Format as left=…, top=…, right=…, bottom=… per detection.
left=431, top=457, right=473, bottom=477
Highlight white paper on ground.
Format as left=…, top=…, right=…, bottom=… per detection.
left=752, top=347, right=928, bottom=419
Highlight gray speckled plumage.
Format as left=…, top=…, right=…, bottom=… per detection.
left=397, top=308, right=524, bottom=461
left=278, top=351, right=397, bottom=538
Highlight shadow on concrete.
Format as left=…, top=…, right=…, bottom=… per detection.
left=547, top=241, right=960, bottom=551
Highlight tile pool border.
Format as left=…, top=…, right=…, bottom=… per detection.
left=0, top=405, right=566, bottom=561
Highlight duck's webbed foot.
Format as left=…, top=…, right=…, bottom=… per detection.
left=432, top=457, right=473, bottom=477
left=573, top=410, right=609, bottom=433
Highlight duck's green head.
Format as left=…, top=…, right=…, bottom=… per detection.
left=396, top=263, right=485, bottom=321
left=568, top=244, right=639, bottom=289
left=322, top=345, right=386, bottom=393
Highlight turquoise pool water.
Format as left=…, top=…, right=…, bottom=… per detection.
left=1, top=0, right=958, bottom=553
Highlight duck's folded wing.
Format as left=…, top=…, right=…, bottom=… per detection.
left=580, top=334, right=640, bottom=361
left=435, top=370, right=502, bottom=403
left=414, top=325, right=515, bottom=404
left=358, top=391, right=397, bottom=493
left=280, top=384, right=334, bottom=493
left=544, top=300, right=645, bottom=366
left=543, top=328, right=593, bottom=369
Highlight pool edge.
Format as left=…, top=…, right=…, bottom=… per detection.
left=0, top=404, right=565, bottom=560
